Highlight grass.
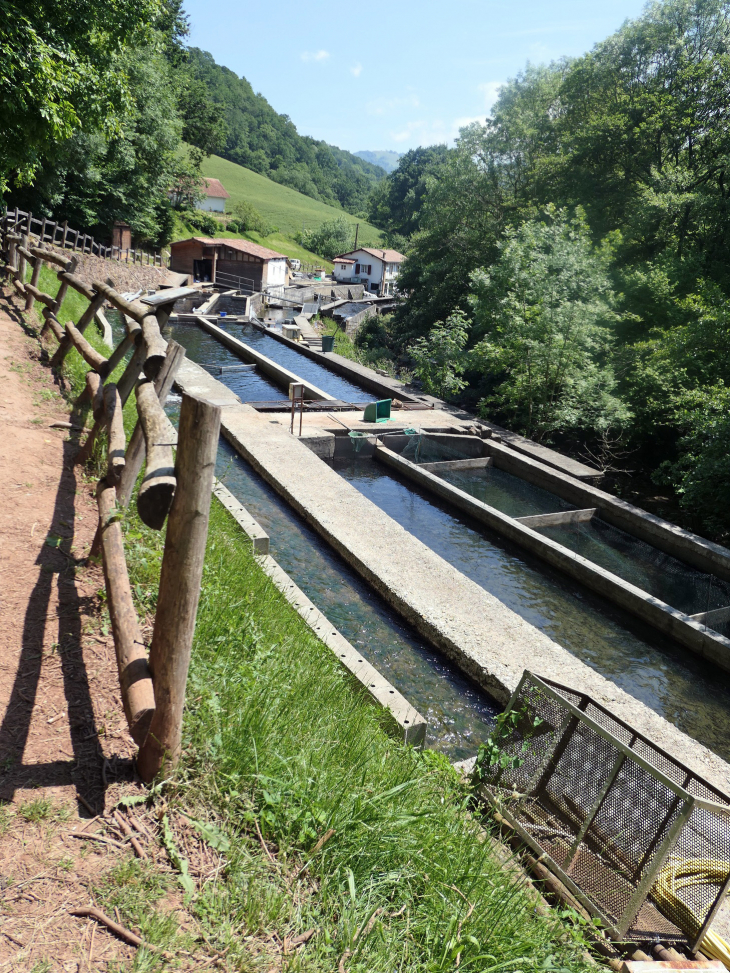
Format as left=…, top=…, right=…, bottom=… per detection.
left=19, top=272, right=594, bottom=971
left=116, top=497, right=595, bottom=972
left=201, top=153, right=383, bottom=243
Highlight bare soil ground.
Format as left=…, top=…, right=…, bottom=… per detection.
left=0, top=292, right=214, bottom=970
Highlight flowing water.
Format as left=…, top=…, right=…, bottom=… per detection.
left=438, top=466, right=730, bottom=621
left=148, top=312, right=730, bottom=761
left=333, top=457, right=730, bottom=762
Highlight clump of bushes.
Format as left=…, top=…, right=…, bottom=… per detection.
left=226, top=200, right=274, bottom=236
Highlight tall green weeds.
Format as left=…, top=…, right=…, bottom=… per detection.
left=125, top=501, right=593, bottom=972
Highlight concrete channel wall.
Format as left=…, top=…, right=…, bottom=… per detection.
left=375, top=446, right=730, bottom=672
left=177, top=397, right=730, bottom=795
left=250, top=324, right=420, bottom=404
left=211, top=478, right=426, bottom=746
left=482, top=439, right=730, bottom=583
left=193, top=314, right=334, bottom=402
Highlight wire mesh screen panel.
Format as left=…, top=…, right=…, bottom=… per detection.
left=477, top=672, right=730, bottom=948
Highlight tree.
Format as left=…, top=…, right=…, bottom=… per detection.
left=411, top=310, right=470, bottom=400
left=367, top=144, right=450, bottom=237
left=299, top=217, right=355, bottom=260
left=228, top=200, right=272, bottom=236
left=0, top=0, right=159, bottom=193
left=467, top=209, right=629, bottom=439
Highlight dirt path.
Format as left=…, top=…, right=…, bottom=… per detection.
left=0, top=292, right=162, bottom=969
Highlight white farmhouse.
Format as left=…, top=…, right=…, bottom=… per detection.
left=332, top=247, right=405, bottom=295
left=196, top=178, right=230, bottom=213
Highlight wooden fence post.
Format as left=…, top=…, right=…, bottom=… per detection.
left=137, top=393, right=221, bottom=782
left=62, top=221, right=68, bottom=248
left=117, top=339, right=185, bottom=506
left=97, top=480, right=156, bottom=744
left=25, top=250, right=45, bottom=312
left=50, top=256, right=79, bottom=318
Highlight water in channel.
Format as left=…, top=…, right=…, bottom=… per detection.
left=148, top=314, right=730, bottom=760
left=440, top=466, right=730, bottom=623
left=332, top=457, right=730, bottom=762
left=153, top=321, right=499, bottom=758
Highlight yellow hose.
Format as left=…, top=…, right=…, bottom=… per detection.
left=653, top=859, right=730, bottom=969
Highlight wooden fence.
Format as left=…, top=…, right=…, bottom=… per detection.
left=0, top=215, right=220, bottom=783
left=4, top=206, right=169, bottom=268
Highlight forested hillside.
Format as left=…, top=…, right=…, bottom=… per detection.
left=0, top=1, right=385, bottom=247
left=372, top=0, right=730, bottom=539
left=187, top=48, right=386, bottom=214
left=356, top=150, right=403, bottom=173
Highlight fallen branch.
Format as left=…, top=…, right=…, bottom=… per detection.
left=113, top=810, right=146, bottom=859
left=70, top=906, right=170, bottom=956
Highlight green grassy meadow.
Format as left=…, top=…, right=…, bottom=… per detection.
left=201, top=154, right=383, bottom=242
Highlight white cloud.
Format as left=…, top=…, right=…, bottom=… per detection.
left=390, top=114, right=486, bottom=146
left=350, top=62, right=362, bottom=77
left=367, top=93, right=420, bottom=117
left=477, top=81, right=503, bottom=111
left=301, top=50, right=330, bottom=63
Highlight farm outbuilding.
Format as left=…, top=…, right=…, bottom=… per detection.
left=169, top=237, right=288, bottom=292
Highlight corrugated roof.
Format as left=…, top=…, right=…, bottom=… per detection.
left=202, top=177, right=230, bottom=199
left=172, top=237, right=287, bottom=260
left=335, top=247, right=405, bottom=263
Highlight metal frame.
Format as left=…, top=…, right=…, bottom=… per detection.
left=482, top=671, right=730, bottom=948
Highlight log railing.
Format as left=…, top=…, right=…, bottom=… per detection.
left=2, top=206, right=169, bottom=267
left=0, top=221, right=219, bottom=782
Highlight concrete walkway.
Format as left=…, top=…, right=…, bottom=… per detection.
left=170, top=365, right=730, bottom=793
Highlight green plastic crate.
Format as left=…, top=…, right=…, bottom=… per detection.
left=363, top=399, right=391, bottom=422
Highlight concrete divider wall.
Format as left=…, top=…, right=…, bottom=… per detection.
left=375, top=445, right=730, bottom=672
left=212, top=478, right=426, bottom=746
left=193, top=314, right=334, bottom=402
left=250, top=324, right=419, bottom=403
left=483, top=439, right=730, bottom=583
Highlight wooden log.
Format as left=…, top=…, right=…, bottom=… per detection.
left=39, top=216, right=46, bottom=244
left=24, top=248, right=44, bottom=312
left=85, top=371, right=105, bottom=421
left=57, top=270, right=94, bottom=302
left=24, top=283, right=55, bottom=307
left=50, top=278, right=112, bottom=368
left=62, top=221, right=68, bottom=248
left=141, top=314, right=167, bottom=380
left=73, top=230, right=79, bottom=252
left=51, top=255, right=78, bottom=315
left=17, top=235, right=28, bottom=283
left=16, top=245, right=35, bottom=263
left=12, top=278, right=26, bottom=297
left=91, top=280, right=146, bottom=324
left=118, top=340, right=184, bottom=507
left=65, top=321, right=109, bottom=374
left=104, top=331, right=135, bottom=376
left=135, top=381, right=176, bottom=529
left=96, top=480, right=155, bottom=744
left=29, top=245, right=71, bottom=270
left=137, top=393, right=221, bottom=782
left=45, top=314, right=65, bottom=343
left=75, top=343, right=145, bottom=467
left=103, top=384, right=126, bottom=484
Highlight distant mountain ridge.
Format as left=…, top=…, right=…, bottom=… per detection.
left=355, top=151, right=403, bottom=174
left=188, top=49, right=387, bottom=217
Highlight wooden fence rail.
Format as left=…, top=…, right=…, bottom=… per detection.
left=2, top=206, right=169, bottom=267
left=0, top=214, right=217, bottom=783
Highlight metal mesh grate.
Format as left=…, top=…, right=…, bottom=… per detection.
left=477, top=672, right=730, bottom=948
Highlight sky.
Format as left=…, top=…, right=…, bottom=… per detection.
left=184, top=0, right=649, bottom=156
